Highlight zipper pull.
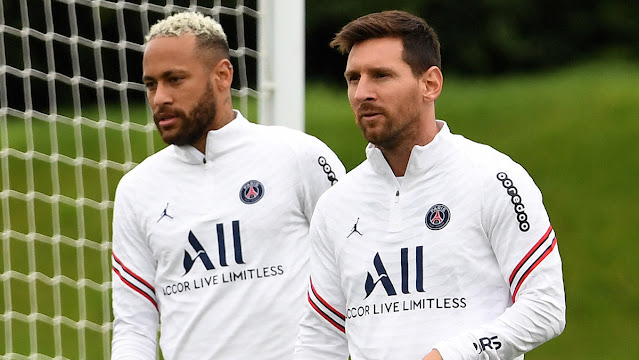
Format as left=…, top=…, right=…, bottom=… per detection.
left=390, top=190, right=401, bottom=231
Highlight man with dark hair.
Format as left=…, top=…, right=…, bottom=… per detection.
left=111, top=11, right=345, bottom=359
left=295, top=10, right=565, bottom=360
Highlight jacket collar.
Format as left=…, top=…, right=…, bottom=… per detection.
left=173, top=110, right=249, bottom=164
left=365, top=120, right=452, bottom=182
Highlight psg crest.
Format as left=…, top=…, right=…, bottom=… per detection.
left=425, top=204, right=451, bottom=230
left=239, top=180, right=265, bottom=204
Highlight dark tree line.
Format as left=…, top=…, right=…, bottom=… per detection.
left=1, top=0, right=257, bottom=112
left=3, top=0, right=637, bottom=111
left=306, top=0, right=639, bottom=82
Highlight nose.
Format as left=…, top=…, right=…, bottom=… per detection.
left=352, top=76, right=375, bottom=103
left=150, top=82, right=173, bottom=107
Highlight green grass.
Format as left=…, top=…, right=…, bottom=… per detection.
left=2, top=59, right=639, bottom=358
left=305, top=82, right=369, bottom=171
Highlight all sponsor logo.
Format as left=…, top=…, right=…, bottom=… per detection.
left=162, top=220, right=285, bottom=296
left=365, top=246, right=425, bottom=299
left=351, top=247, right=466, bottom=319
left=183, top=221, right=245, bottom=275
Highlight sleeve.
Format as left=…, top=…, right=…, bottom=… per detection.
left=295, top=134, right=346, bottom=221
left=111, top=176, right=160, bottom=359
left=434, top=164, right=566, bottom=360
left=294, top=200, right=349, bottom=359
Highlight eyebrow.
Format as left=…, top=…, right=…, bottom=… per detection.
left=344, top=70, right=358, bottom=79
left=142, top=69, right=185, bottom=82
left=344, top=66, right=394, bottom=78
left=368, top=66, right=394, bottom=74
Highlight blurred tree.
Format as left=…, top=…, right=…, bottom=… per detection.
left=306, top=0, right=639, bottom=82
left=4, top=0, right=637, bottom=104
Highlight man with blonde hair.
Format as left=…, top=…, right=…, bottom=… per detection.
left=111, top=11, right=344, bottom=359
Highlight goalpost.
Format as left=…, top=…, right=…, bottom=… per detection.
left=0, top=0, right=304, bottom=358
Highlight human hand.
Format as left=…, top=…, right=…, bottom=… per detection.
left=421, top=349, right=443, bottom=360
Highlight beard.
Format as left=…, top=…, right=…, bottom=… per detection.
left=356, top=104, right=419, bottom=151
left=154, top=81, right=217, bottom=146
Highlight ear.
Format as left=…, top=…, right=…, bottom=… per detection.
left=420, top=66, right=443, bottom=102
left=211, top=58, right=234, bottom=91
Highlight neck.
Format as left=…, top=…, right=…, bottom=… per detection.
left=211, top=105, right=236, bottom=130
left=379, top=145, right=412, bottom=177
left=193, top=106, right=237, bottom=154
left=380, top=120, right=441, bottom=176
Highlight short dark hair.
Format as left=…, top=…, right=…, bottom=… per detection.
left=330, top=10, right=441, bottom=77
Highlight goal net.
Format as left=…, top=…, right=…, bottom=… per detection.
left=0, top=0, right=303, bottom=358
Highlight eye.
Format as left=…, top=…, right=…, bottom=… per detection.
left=345, top=74, right=360, bottom=83
left=143, top=81, right=156, bottom=89
left=168, top=76, right=183, bottom=83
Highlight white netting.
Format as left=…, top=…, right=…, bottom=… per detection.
left=0, top=0, right=259, bottom=358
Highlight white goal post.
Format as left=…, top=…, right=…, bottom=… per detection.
left=258, top=0, right=305, bottom=131
left=0, top=0, right=304, bottom=358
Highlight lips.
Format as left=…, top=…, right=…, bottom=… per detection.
left=360, top=111, right=382, bottom=120
left=158, top=117, right=178, bottom=127
left=357, top=104, right=384, bottom=122
left=154, top=112, right=179, bottom=127
left=358, top=109, right=384, bottom=122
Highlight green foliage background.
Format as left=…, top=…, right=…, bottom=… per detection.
left=306, top=0, right=639, bottom=82
left=2, top=59, right=638, bottom=358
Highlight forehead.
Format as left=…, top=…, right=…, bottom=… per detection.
left=346, top=37, right=405, bottom=72
left=143, top=34, right=201, bottom=74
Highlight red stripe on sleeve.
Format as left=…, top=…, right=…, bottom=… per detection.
left=310, top=277, right=345, bottom=320
left=511, top=237, right=557, bottom=302
left=307, top=292, right=345, bottom=333
left=509, top=226, right=553, bottom=284
left=113, top=267, right=159, bottom=310
left=112, top=252, right=155, bottom=292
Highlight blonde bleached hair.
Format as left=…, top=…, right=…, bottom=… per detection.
left=146, top=11, right=230, bottom=60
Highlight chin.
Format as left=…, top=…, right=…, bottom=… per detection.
left=360, top=128, right=383, bottom=145
left=160, top=132, right=185, bottom=146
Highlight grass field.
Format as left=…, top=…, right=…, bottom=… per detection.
left=2, top=58, right=639, bottom=358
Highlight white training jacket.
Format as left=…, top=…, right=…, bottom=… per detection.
left=111, top=111, right=345, bottom=360
left=295, top=121, right=565, bottom=360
